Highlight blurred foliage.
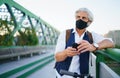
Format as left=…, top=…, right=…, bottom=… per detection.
left=16, top=28, right=39, bottom=46
left=0, top=19, right=14, bottom=46
left=0, top=33, right=13, bottom=46
left=0, top=19, right=39, bottom=46
left=105, top=57, right=120, bottom=76
left=115, top=45, right=120, bottom=49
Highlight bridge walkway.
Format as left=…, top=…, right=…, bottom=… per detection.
left=0, top=51, right=56, bottom=78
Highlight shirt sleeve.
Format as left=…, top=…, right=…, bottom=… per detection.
left=55, top=30, right=66, bottom=54
left=91, top=32, right=113, bottom=43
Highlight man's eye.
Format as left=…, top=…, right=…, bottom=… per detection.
left=77, top=16, right=80, bottom=18
left=82, top=17, right=87, bottom=19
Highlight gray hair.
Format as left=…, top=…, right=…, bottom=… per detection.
left=75, top=8, right=94, bottom=23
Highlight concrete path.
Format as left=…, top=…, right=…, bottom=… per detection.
left=28, top=61, right=56, bottom=78
left=0, top=52, right=56, bottom=78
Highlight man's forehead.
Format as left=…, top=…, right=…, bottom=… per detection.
left=76, top=11, right=88, bottom=16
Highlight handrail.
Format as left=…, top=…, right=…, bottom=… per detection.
left=0, top=45, right=55, bottom=60
left=96, top=48, right=120, bottom=63
left=96, top=48, right=120, bottom=78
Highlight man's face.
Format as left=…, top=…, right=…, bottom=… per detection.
left=75, top=11, right=89, bottom=22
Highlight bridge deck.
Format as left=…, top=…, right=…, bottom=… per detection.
left=0, top=52, right=55, bottom=78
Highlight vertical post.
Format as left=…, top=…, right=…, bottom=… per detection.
left=47, top=27, right=53, bottom=45
left=5, top=4, right=18, bottom=40
left=30, top=53, right=33, bottom=57
left=96, top=51, right=105, bottom=78
left=39, top=22, right=47, bottom=45
left=17, top=55, right=20, bottom=60
left=28, top=16, right=34, bottom=29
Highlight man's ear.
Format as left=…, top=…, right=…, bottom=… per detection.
left=87, top=21, right=92, bottom=26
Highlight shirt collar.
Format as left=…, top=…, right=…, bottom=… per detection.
left=72, top=28, right=87, bottom=34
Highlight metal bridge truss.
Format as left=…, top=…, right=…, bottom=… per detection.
left=0, top=0, right=59, bottom=45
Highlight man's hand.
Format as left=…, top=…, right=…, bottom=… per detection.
left=77, top=40, right=96, bottom=53
left=55, top=47, right=80, bottom=62
left=65, top=47, right=80, bottom=57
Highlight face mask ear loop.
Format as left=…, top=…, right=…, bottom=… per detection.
left=87, top=22, right=90, bottom=26
left=87, top=20, right=92, bottom=26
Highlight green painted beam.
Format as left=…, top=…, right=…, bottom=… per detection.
left=2, top=0, right=59, bottom=33
left=0, top=0, right=60, bottom=33
left=96, top=50, right=105, bottom=78
left=96, top=48, right=120, bottom=78
left=0, top=0, right=59, bottom=45
left=104, top=48, right=120, bottom=62
left=96, top=48, right=120, bottom=63
left=0, top=0, right=3, bottom=5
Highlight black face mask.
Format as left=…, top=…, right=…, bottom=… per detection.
left=76, top=19, right=88, bottom=29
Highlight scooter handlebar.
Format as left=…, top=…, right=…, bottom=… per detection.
left=60, top=69, right=93, bottom=78
left=60, top=69, right=80, bottom=77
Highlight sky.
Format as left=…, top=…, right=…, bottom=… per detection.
left=14, top=0, right=120, bottom=35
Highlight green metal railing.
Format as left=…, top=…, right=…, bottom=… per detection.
left=96, top=48, right=120, bottom=78
left=1, top=1, right=120, bottom=78
left=0, top=0, right=60, bottom=46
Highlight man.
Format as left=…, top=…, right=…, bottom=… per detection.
left=54, top=8, right=114, bottom=78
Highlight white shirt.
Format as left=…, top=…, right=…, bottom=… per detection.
left=55, top=28, right=112, bottom=78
